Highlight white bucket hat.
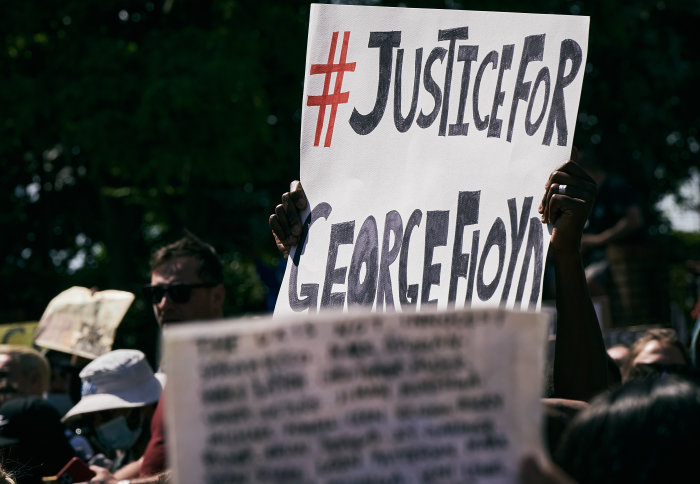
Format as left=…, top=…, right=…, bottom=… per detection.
left=62, top=349, right=163, bottom=423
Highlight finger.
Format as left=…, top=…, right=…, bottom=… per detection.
left=272, top=230, right=290, bottom=259
left=548, top=171, right=596, bottom=198
left=541, top=156, right=593, bottom=220
left=547, top=193, right=571, bottom=224
left=557, top=159, right=595, bottom=182
left=553, top=182, right=594, bottom=201
left=541, top=170, right=562, bottom=222
left=270, top=209, right=291, bottom=244
left=289, top=180, right=308, bottom=211
left=547, top=192, right=589, bottom=225
left=540, top=165, right=562, bottom=217
left=282, top=191, right=302, bottom=237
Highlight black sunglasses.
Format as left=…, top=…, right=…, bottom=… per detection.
left=142, top=282, right=217, bottom=304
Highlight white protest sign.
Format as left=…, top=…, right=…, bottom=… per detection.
left=164, top=308, right=549, bottom=484
left=33, top=286, right=134, bottom=359
left=276, top=5, right=589, bottom=315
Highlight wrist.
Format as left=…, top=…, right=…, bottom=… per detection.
left=551, top=244, right=583, bottom=265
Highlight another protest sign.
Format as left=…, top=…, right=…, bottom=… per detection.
left=33, top=286, right=134, bottom=359
left=164, top=308, right=549, bottom=484
left=276, top=4, right=589, bottom=315
left=0, top=322, right=38, bottom=347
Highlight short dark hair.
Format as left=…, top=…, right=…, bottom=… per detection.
left=149, top=231, right=223, bottom=285
left=555, top=376, right=700, bottom=483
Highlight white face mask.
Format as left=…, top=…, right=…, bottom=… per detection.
left=95, top=414, right=142, bottom=450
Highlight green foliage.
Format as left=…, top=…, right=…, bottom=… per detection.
left=1, top=0, right=698, bottom=360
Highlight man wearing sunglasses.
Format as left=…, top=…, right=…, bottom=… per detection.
left=142, top=232, right=226, bottom=327
left=84, top=233, right=225, bottom=484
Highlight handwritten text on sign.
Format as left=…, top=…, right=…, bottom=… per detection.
left=164, top=309, right=549, bottom=484
left=276, top=6, right=589, bottom=315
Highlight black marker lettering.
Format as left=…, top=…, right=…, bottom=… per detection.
left=321, top=221, right=355, bottom=309
left=376, top=211, right=403, bottom=311
left=399, top=209, right=423, bottom=310
left=500, top=197, right=533, bottom=304
left=394, top=48, right=423, bottom=133
left=543, top=39, right=583, bottom=146
left=477, top=218, right=506, bottom=301
left=289, top=202, right=332, bottom=312
left=416, top=47, right=447, bottom=129
left=437, top=27, right=469, bottom=136
left=448, top=191, right=480, bottom=307
left=421, top=211, right=449, bottom=308
left=507, top=34, right=545, bottom=142
left=487, top=44, right=514, bottom=138
left=473, top=50, right=498, bottom=131
left=347, top=216, right=379, bottom=308
left=349, top=31, right=402, bottom=135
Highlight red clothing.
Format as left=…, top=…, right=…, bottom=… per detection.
left=139, top=392, right=166, bottom=476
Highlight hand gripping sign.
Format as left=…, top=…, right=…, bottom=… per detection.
left=276, top=4, right=589, bottom=315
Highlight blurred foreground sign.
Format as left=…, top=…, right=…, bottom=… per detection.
left=164, top=308, right=549, bottom=484
left=34, top=286, right=134, bottom=359
left=276, top=5, right=589, bottom=315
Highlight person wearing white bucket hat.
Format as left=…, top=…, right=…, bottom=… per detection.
left=78, top=233, right=225, bottom=484
left=62, top=349, right=164, bottom=476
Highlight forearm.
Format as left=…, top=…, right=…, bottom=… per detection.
left=125, top=471, right=171, bottom=484
left=114, top=458, right=143, bottom=480
left=551, top=247, right=613, bottom=401
left=587, top=208, right=643, bottom=248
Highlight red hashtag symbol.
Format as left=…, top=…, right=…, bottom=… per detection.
left=307, top=31, right=356, bottom=147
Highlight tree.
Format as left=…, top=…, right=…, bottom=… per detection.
left=2, top=0, right=698, bottom=361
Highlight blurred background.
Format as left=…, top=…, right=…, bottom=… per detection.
left=2, top=0, right=699, bottom=365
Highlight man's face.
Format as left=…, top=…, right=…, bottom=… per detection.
left=0, top=355, right=35, bottom=404
left=149, top=256, right=224, bottom=326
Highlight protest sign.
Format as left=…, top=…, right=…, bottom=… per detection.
left=33, top=286, right=134, bottom=359
left=164, top=308, right=549, bottom=484
left=276, top=4, right=589, bottom=315
left=0, top=321, right=38, bottom=346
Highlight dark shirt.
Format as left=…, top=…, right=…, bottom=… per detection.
left=0, top=396, right=76, bottom=484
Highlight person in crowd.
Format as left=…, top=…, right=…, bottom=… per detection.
left=0, top=395, right=76, bottom=484
left=605, top=343, right=630, bottom=369
left=42, top=349, right=86, bottom=417
left=620, top=327, right=694, bottom=382
left=521, top=375, right=700, bottom=484
left=62, top=349, right=163, bottom=478
left=0, top=345, right=50, bottom=404
left=143, top=231, right=226, bottom=329
left=553, top=374, right=700, bottom=483
left=538, top=154, right=621, bottom=400
left=576, top=149, right=645, bottom=298
left=81, top=232, right=226, bottom=484
left=541, top=398, right=589, bottom=458
left=687, top=259, right=700, bottom=368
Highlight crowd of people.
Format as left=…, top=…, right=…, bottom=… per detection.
left=0, top=151, right=698, bottom=484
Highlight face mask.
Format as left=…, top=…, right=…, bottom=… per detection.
left=95, top=415, right=142, bottom=450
